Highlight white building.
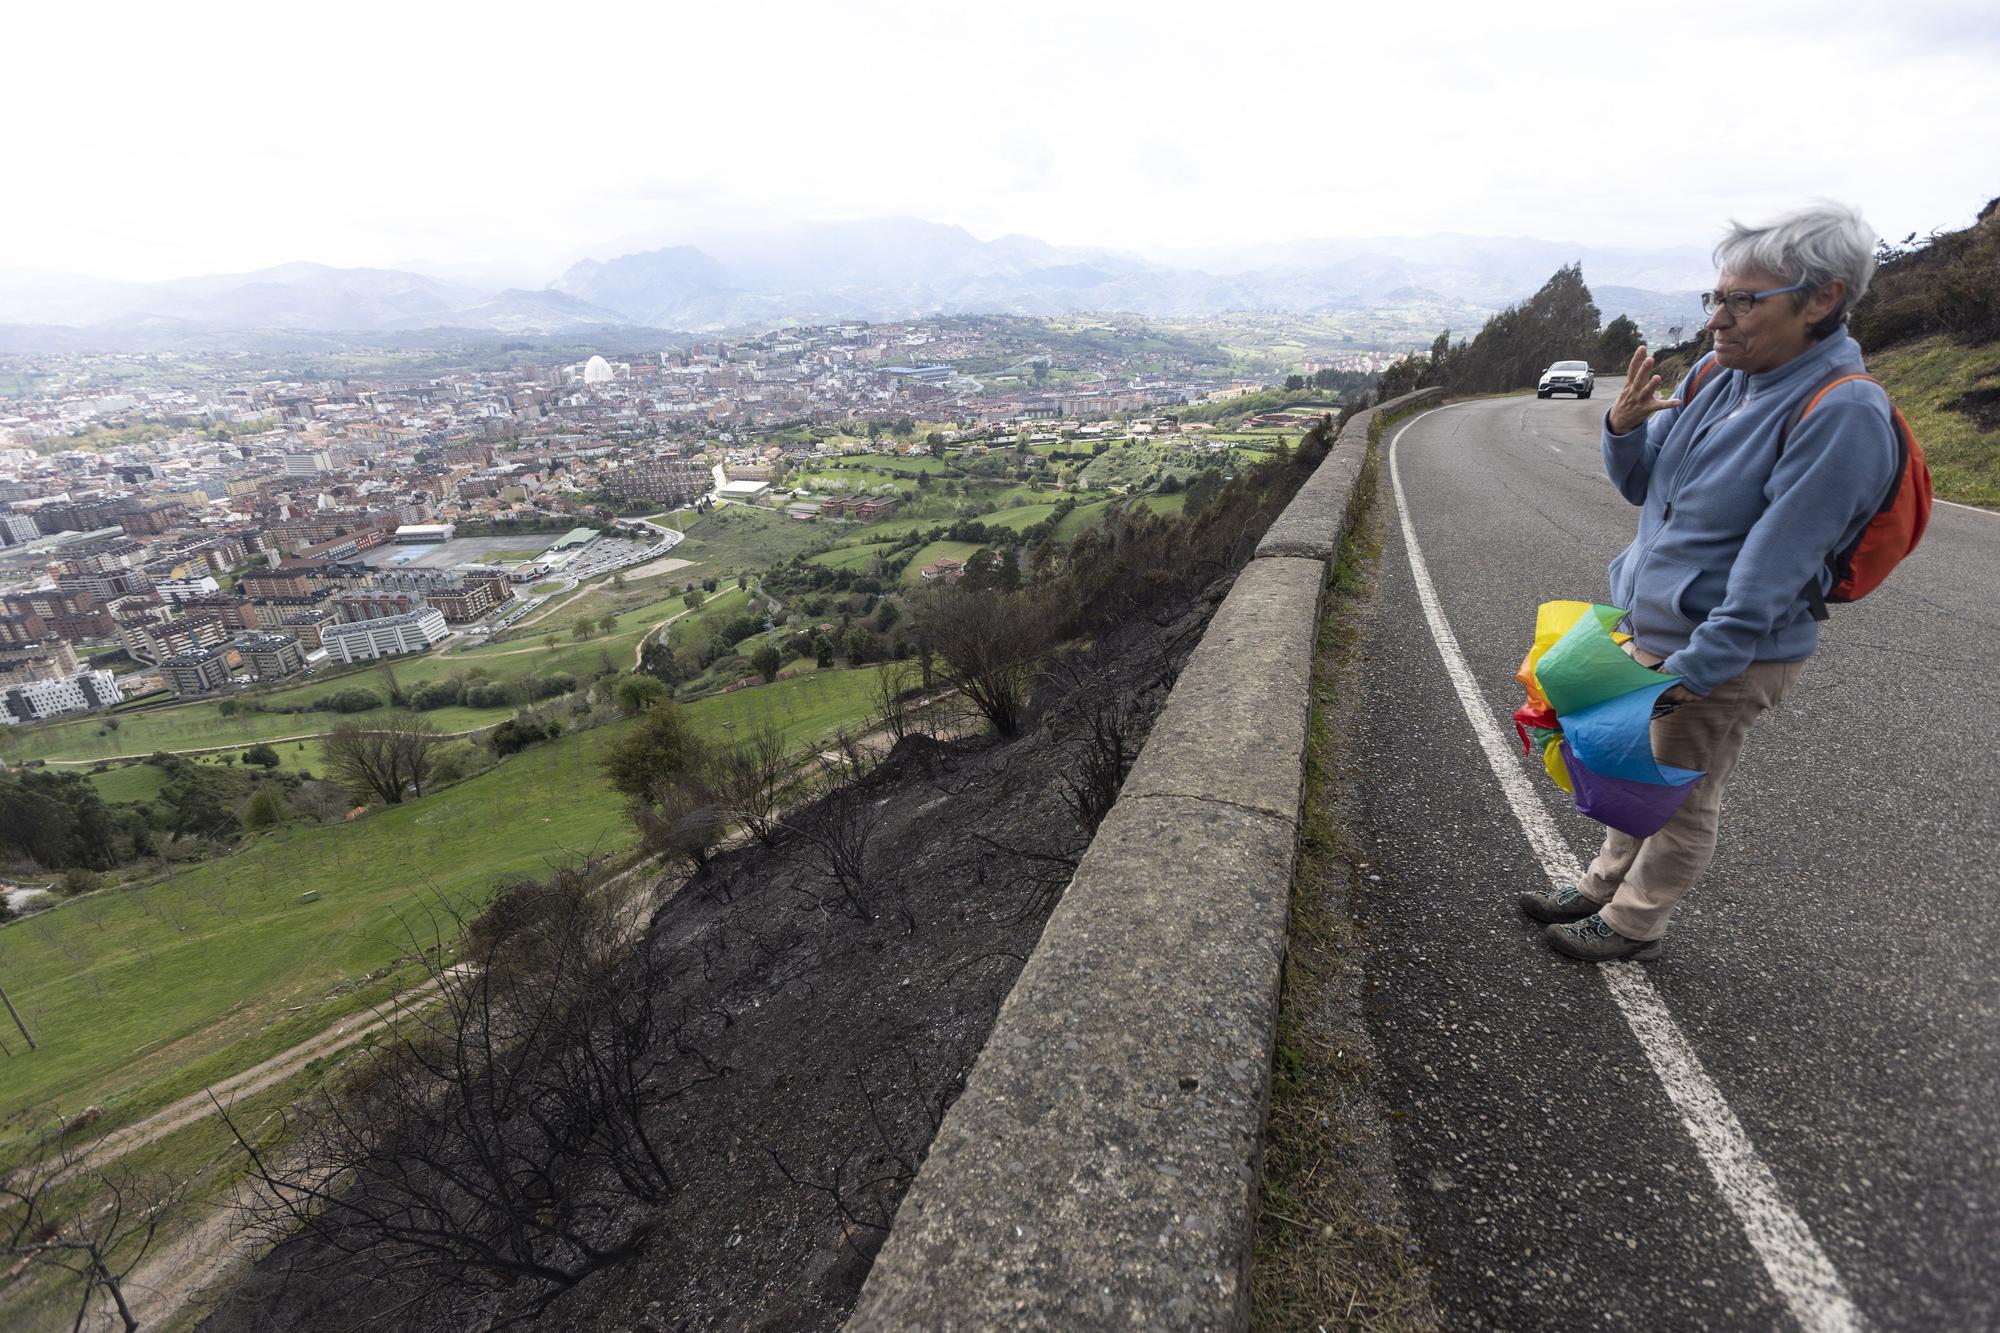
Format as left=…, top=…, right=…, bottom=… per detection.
left=1, top=669, right=123, bottom=724
left=157, top=575, right=222, bottom=603
left=393, top=523, right=456, bottom=544
left=717, top=479, right=771, bottom=503
left=284, top=451, right=333, bottom=477
left=321, top=607, right=449, bottom=663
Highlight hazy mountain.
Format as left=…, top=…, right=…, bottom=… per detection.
left=546, top=219, right=1706, bottom=334
left=0, top=219, right=1709, bottom=348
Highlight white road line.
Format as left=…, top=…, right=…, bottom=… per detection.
left=1387, top=409, right=1868, bottom=1333
left=1935, top=497, right=1996, bottom=517
left=1545, top=444, right=1562, bottom=453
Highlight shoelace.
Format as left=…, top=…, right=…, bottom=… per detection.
left=1563, top=914, right=1614, bottom=940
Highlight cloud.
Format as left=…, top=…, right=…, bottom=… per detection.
left=2, top=0, right=1995, bottom=281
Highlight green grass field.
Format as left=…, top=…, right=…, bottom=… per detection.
left=1053, top=500, right=1116, bottom=539
left=82, top=761, right=172, bottom=803
left=1134, top=491, right=1190, bottom=516
left=900, top=540, right=986, bottom=585
left=791, top=468, right=918, bottom=495
left=851, top=454, right=947, bottom=474
left=980, top=502, right=1064, bottom=532
left=666, top=504, right=830, bottom=576
left=661, top=586, right=753, bottom=651
left=1870, top=335, right=2000, bottom=504
left=807, top=542, right=899, bottom=571
left=0, top=666, right=884, bottom=1157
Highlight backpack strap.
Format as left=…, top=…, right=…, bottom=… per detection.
left=1682, top=352, right=1725, bottom=406
left=1780, top=370, right=1897, bottom=622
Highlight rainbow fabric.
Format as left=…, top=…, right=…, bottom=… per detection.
left=1513, top=601, right=1705, bottom=839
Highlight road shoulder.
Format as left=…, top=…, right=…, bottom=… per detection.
left=1251, top=430, right=1442, bottom=1330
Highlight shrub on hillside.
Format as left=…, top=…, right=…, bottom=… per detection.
left=464, top=681, right=513, bottom=709
left=410, top=679, right=463, bottom=711
left=489, top=715, right=560, bottom=756
left=1851, top=200, right=2000, bottom=350
left=532, top=673, right=577, bottom=700
left=315, top=689, right=382, bottom=715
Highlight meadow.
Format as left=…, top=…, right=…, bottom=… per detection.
left=0, top=665, right=886, bottom=1156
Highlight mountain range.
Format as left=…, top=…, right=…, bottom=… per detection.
left=0, top=219, right=1713, bottom=351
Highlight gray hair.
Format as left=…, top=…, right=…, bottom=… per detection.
left=1714, top=202, right=1877, bottom=337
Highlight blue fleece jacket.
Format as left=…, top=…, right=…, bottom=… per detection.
left=1601, top=328, right=1898, bottom=696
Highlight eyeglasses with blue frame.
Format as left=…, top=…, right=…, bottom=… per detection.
left=1701, top=283, right=1809, bottom=318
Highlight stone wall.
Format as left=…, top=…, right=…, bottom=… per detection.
left=849, top=388, right=1444, bottom=1330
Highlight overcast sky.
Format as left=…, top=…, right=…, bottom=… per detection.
left=7, top=0, right=1997, bottom=285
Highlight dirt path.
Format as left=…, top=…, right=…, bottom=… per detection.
left=41, top=724, right=494, bottom=768
left=63, top=970, right=468, bottom=1183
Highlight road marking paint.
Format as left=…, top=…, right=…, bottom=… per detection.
left=1545, top=444, right=1562, bottom=453
left=1935, top=497, right=1996, bottom=517
left=1387, top=409, right=1868, bottom=1333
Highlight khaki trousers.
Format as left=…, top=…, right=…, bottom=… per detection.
left=1578, top=656, right=1806, bottom=941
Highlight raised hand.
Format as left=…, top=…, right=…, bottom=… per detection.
left=1607, top=344, right=1682, bottom=436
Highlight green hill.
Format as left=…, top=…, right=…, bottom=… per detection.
left=0, top=667, right=883, bottom=1157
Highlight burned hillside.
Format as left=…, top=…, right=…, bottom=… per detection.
left=198, top=426, right=1338, bottom=1332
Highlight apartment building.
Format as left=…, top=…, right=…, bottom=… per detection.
left=1, top=668, right=123, bottom=723
left=159, top=649, right=232, bottom=696
left=234, top=633, right=306, bottom=681
left=321, top=607, right=449, bottom=663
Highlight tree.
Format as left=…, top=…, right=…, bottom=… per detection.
left=243, top=743, right=282, bottom=768
left=1596, top=313, right=1644, bottom=369
left=612, top=673, right=667, bottom=714
left=544, top=632, right=559, bottom=653
left=600, top=703, right=705, bottom=806
left=814, top=635, right=835, bottom=669
left=871, top=661, right=919, bottom=746
left=683, top=589, right=704, bottom=611
left=242, top=785, right=290, bottom=830
left=572, top=616, right=595, bottom=642
left=912, top=585, right=1055, bottom=737
left=220, top=870, right=720, bottom=1326
left=750, top=642, right=783, bottom=683
left=1183, top=468, right=1225, bottom=518
left=4, top=1129, right=182, bottom=1333
left=323, top=714, right=445, bottom=805
left=709, top=720, right=789, bottom=846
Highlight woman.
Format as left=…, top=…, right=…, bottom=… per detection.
left=1520, top=201, right=1900, bottom=961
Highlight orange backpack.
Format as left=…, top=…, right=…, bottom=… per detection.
left=1680, top=354, right=1931, bottom=616
left=1786, top=370, right=1932, bottom=616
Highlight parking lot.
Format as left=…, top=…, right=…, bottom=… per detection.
left=360, top=534, right=563, bottom=570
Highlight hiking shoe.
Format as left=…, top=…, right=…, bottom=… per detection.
left=1519, top=885, right=1601, bottom=924
left=1545, top=913, right=1663, bottom=962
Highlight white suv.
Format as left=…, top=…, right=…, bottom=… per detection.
left=1537, top=361, right=1594, bottom=399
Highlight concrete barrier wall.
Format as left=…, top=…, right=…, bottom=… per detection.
left=849, top=388, right=1444, bottom=1331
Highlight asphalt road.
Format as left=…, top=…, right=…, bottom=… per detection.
left=1354, top=392, right=1999, bottom=1330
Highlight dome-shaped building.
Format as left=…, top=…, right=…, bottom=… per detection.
left=582, top=354, right=614, bottom=385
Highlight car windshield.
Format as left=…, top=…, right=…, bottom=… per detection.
left=1551, top=361, right=1588, bottom=371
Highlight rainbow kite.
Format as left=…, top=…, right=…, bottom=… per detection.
left=1513, top=601, right=1704, bottom=839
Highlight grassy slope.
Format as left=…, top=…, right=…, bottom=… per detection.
left=667, top=504, right=830, bottom=576
left=899, top=540, right=986, bottom=585
left=1867, top=336, right=2000, bottom=505
left=0, top=667, right=883, bottom=1153
left=807, top=542, right=899, bottom=571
